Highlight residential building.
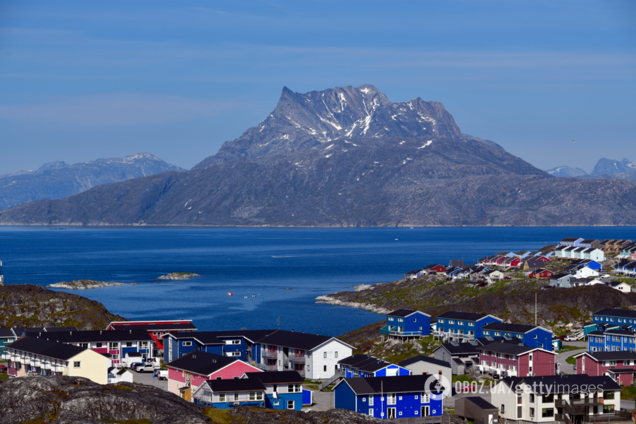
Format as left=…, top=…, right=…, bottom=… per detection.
left=166, top=350, right=262, bottom=401
left=106, top=319, right=197, bottom=355
left=575, top=351, right=636, bottom=385
left=404, top=270, right=419, bottom=280
left=588, top=330, right=636, bottom=353
left=108, top=367, right=133, bottom=384
left=255, top=330, right=353, bottom=380
left=593, top=308, right=636, bottom=326
left=334, top=375, right=443, bottom=419
left=455, top=397, right=499, bottom=424
left=398, top=355, right=452, bottom=384
left=481, top=323, right=553, bottom=351
left=560, top=237, right=584, bottom=246
left=549, top=273, right=571, bottom=288
left=435, top=311, right=503, bottom=342
left=477, top=341, right=557, bottom=377
left=3, top=336, right=109, bottom=384
left=338, top=354, right=410, bottom=378
left=163, top=330, right=274, bottom=363
left=33, top=329, right=154, bottom=367
left=243, top=371, right=304, bottom=410
left=0, top=328, right=17, bottom=355
left=492, top=375, right=621, bottom=423
left=433, top=342, right=479, bottom=375
left=605, top=281, right=632, bottom=293
left=380, top=309, right=430, bottom=339
left=192, top=378, right=266, bottom=409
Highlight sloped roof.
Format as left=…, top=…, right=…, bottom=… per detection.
left=7, top=336, right=86, bottom=360
left=257, top=330, right=344, bottom=351
left=437, top=311, right=489, bottom=321
left=482, top=322, right=542, bottom=334
left=167, top=351, right=239, bottom=375
left=501, top=375, right=620, bottom=394
left=398, top=355, right=450, bottom=369
left=594, top=308, right=636, bottom=319
left=35, top=329, right=153, bottom=343
left=244, top=371, right=303, bottom=384
left=338, top=374, right=443, bottom=395
left=205, top=378, right=266, bottom=392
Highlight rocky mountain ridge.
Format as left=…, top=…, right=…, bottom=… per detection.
left=0, top=153, right=184, bottom=210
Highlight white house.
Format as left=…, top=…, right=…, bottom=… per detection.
left=398, top=355, right=452, bottom=384
left=257, top=331, right=353, bottom=380
left=573, top=266, right=599, bottom=279
left=606, top=281, right=631, bottom=293
left=108, top=367, right=134, bottom=384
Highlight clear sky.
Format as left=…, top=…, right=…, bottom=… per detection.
left=1, top=0, right=634, bottom=174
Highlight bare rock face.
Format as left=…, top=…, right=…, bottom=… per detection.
left=0, top=284, right=123, bottom=329
left=0, top=376, right=211, bottom=424
left=157, top=272, right=200, bottom=280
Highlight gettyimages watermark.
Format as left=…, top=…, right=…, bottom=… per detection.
left=425, top=375, right=607, bottom=399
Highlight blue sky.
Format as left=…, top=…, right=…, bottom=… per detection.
left=1, top=0, right=634, bottom=173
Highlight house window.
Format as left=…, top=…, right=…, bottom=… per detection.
left=517, top=406, right=522, bottom=418
left=335, top=352, right=338, bottom=359
left=126, top=342, right=133, bottom=347
left=387, top=393, right=396, bottom=405
left=112, top=354, right=119, bottom=360
left=323, top=365, right=327, bottom=372
left=232, top=340, right=240, bottom=345
left=109, top=342, right=119, bottom=349
left=273, top=401, right=279, bottom=406
left=183, top=342, right=192, bottom=347
left=439, top=319, right=444, bottom=323
left=604, top=391, right=615, bottom=400
left=95, top=343, right=103, bottom=348
left=369, top=396, right=374, bottom=406
left=458, top=321, right=463, bottom=326
left=323, top=352, right=327, bottom=359
left=73, top=361, right=81, bottom=368
left=529, top=407, right=535, bottom=418
left=141, top=342, right=148, bottom=348
left=530, top=394, right=535, bottom=403
left=287, top=400, right=294, bottom=409
left=219, top=393, right=225, bottom=402
left=421, top=393, right=430, bottom=403
left=517, top=394, right=522, bottom=404
left=250, top=392, right=256, bottom=400
left=413, top=318, right=417, bottom=322
left=469, top=322, right=474, bottom=326
left=541, top=408, right=554, bottom=417
left=534, top=335, right=538, bottom=339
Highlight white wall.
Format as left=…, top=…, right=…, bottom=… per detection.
left=308, top=339, right=352, bottom=380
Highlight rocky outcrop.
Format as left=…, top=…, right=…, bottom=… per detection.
left=47, top=279, right=127, bottom=289
left=157, top=272, right=200, bottom=280
left=0, top=284, right=124, bottom=329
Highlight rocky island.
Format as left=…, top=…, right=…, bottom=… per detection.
left=157, top=272, right=200, bottom=280
left=47, top=279, right=128, bottom=290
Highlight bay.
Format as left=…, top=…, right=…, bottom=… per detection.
left=0, top=226, right=635, bottom=337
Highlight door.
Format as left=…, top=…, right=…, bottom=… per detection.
left=388, top=408, right=396, bottom=419
left=422, top=406, right=430, bottom=417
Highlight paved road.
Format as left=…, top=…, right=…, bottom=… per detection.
left=556, top=346, right=587, bottom=374
left=309, top=390, right=334, bottom=411
left=131, top=369, right=168, bottom=391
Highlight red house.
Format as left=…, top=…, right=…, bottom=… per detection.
left=535, top=269, right=554, bottom=279
left=478, top=341, right=556, bottom=377
left=536, top=256, right=551, bottom=262
left=167, top=351, right=261, bottom=400
left=496, top=257, right=508, bottom=265
left=423, top=264, right=447, bottom=274
left=575, top=351, right=636, bottom=386
left=107, top=320, right=197, bottom=353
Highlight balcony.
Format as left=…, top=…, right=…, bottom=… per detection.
left=256, top=363, right=277, bottom=371
left=288, top=353, right=306, bottom=363
left=380, top=325, right=422, bottom=337
left=262, top=350, right=277, bottom=359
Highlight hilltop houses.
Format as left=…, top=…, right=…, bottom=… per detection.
left=380, top=309, right=430, bottom=340
left=435, top=311, right=503, bottom=342
left=106, top=319, right=197, bottom=356
left=338, top=354, right=410, bottom=378
left=477, top=341, right=557, bottom=377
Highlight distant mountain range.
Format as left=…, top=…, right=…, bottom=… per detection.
left=546, top=158, right=636, bottom=182
left=1, top=85, right=636, bottom=226
left=0, top=153, right=184, bottom=210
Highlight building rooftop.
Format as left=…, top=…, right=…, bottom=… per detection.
left=482, top=322, right=542, bottom=334
left=244, top=371, right=303, bottom=384
left=594, top=308, right=636, bottom=319
left=7, top=336, right=86, bottom=360
left=167, top=351, right=238, bottom=375
left=398, top=355, right=450, bottom=369
left=337, top=375, right=443, bottom=395
left=436, top=311, right=490, bottom=321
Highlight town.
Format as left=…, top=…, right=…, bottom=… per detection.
left=1, top=236, right=636, bottom=423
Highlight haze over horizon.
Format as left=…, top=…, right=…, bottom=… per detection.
left=1, top=0, right=634, bottom=174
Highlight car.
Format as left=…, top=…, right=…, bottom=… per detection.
left=128, top=362, right=143, bottom=370
left=504, top=276, right=511, bottom=280
left=0, top=364, right=7, bottom=372
left=134, top=364, right=158, bottom=373
left=565, top=332, right=584, bottom=342
left=157, top=369, right=168, bottom=380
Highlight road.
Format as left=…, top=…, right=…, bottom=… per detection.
left=131, top=369, right=168, bottom=391
left=556, top=341, right=587, bottom=374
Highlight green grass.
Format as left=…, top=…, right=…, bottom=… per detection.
left=0, top=372, right=9, bottom=381
left=557, top=345, right=584, bottom=353
left=621, top=386, right=636, bottom=401
left=566, top=356, right=577, bottom=365
left=203, top=408, right=245, bottom=424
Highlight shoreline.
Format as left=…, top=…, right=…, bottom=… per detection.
left=315, top=294, right=389, bottom=315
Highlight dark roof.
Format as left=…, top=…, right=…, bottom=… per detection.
left=7, top=336, right=86, bottom=360
left=608, top=368, right=636, bottom=374
left=438, top=342, right=479, bottom=355
left=437, top=311, right=489, bottom=321
left=35, top=329, right=153, bottom=343
left=551, top=273, right=570, bottom=280
left=0, top=328, right=16, bottom=338
left=244, top=371, right=303, bottom=384
left=338, top=354, right=374, bottom=366
left=501, top=375, right=620, bottom=394
left=561, top=237, right=581, bottom=242
left=167, top=351, right=238, bottom=375
left=14, top=327, right=79, bottom=336
left=205, top=378, right=266, bottom=392
left=338, top=375, right=443, bottom=395
left=338, top=354, right=396, bottom=372
left=388, top=309, right=418, bottom=317
left=581, top=239, right=599, bottom=244
left=126, top=352, right=142, bottom=357
left=449, top=260, right=464, bottom=268
left=478, top=341, right=538, bottom=356
left=115, top=323, right=197, bottom=331
left=594, top=308, right=636, bottom=319
left=587, top=351, right=636, bottom=361
left=475, top=336, right=522, bottom=346
left=398, top=355, right=450, bottom=369
left=257, top=330, right=340, bottom=351
left=167, top=330, right=277, bottom=345
left=482, top=322, right=542, bottom=334
left=462, top=396, right=497, bottom=410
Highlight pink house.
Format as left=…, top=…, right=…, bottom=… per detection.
left=478, top=341, right=556, bottom=377
left=167, top=350, right=262, bottom=401
left=575, top=351, right=636, bottom=386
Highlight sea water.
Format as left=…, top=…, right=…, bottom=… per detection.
left=1, top=226, right=635, bottom=337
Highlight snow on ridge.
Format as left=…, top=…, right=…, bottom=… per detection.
left=360, top=87, right=371, bottom=94
left=362, top=115, right=372, bottom=135
left=417, top=140, right=433, bottom=149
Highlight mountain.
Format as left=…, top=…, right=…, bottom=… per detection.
left=1, top=85, right=636, bottom=227
left=0, top=153, right=184, bottom=210
left=545, top=166, right=588, bottom=178
left=591, top=158, right=634, bottom=175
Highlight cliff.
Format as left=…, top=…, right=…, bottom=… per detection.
left=0, top=284, right=124, bottom=329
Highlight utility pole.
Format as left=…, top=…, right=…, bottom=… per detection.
left=535, top=292, right=537, bottom=326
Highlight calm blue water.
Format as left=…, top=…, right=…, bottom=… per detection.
left=1, top=227, right=635, bottom=337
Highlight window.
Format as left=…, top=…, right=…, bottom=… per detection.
left=541, top=408, right=554, bottom=418
left=439, top=319, right=444, bottom=323
left=603, top=405, right=615, bottom=413
left=234, top=393, right=239, bottom=402
left=517, top=406, right=522, bottom=418
left=529, top=407, right=535, bottom=418
left=542, top=394, right=554, bottom=403
left=335, top=351, right=338, bottom=359
left=323, top=352, right=327, bottom=358
left=323, top=365, right=327, bottom=372
left=458, top=321, right=463, bottom=326
left=126, top=342, right=133, bottom=347
left=604, top=391, right=615, bottom=400
left=369, top=396, right=374, bottom=406
left=273, top=401, right=280, bottom=407
left=73, top=361, right=81, bottom=368
left=141, top=342, right=148, bottom=348
left=413, top=318, right=417, bottom=322
left=530, top=394, right=535, bottom=403
left=109, top=342, right=119, bottom=349
left=183, top=342, right=192, bottom=347
left=469, top=322, right=474, bottom=326
left=250, top=392, right=256, bottom=400
left=112, top=354, right=119, bottom=360
left=529, top=354, right=533, bottom=361
left=421, top=393, right=430, bottom=403
left=231, top=340, right=240, bottom=345
left=368, top=409, right=374, bottom=417
left=95, top=343, right=103, bottom=348
left=287, top=400, right=294, bottom=409
left=80, top=343, right=88, bottom=348
left=517, top=394, right=522, bottom=404
left=387, top=393, right=396, bottom=405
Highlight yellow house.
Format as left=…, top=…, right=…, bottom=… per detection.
left=2, top=336, right=109, bottom=384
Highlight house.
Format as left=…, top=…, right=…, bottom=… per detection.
left=33, top=329, right=154, bottom=367
left=481, top=323, right=553, bottom=351
left=560, top=237, right=584, bottom=246
left=575, top=351, right=636, bottom=385
left=605, top=281, right=631, bottom=293
left=124, top=352, right=143, bottom=367
left=192, top=378, right=266, bottom=409
left=455, top=397, right=499, bottom=424
left=588, top=329, right=636, bottom=353
left=0, top=328, right=17, bottom=355
left=593, top=308, right=636, bottom=326
left=580, top=239, right=602, bottom=249
left=435, top=311, right=503, bottom=342
left=501, top=257, right=521, bottom=269
left=106, top=320, right=197, bottom=355
left=380, top=309, right=430, bottom=340
left=477, top=341, right=557, bottom=377
left=571, top=266, right=599, bottom=279
left=449, top=260, right=464, bottom=268
left=398, top=355, right=452, bottom=384
left=3, top=336, right=109, bottom=384
left=338, top=354, right=411, bottom=378
left=572, top=259, right=602, bottom=270
left=163, top=329, right=275, bottom=363
left=491, top=375, right=621, bottom=423
left=243, top=371, right=305, bottom=410
left=481, top=270, right=505, bottom=284
left=166, top=350, right=262, bottom=401
left=549, top=273, right=571, bottom=288
left=534, top=269, right=553, bottom=279
left=334, top=374, right=444, bottom=419
left=421, top=264, right=447, bottom=275
left=404, top=270, right=419, bottom=280
left=433, top=342, right=479, bottom=375
left=108, top=367, right=133, bottom=384
left=255, top=330, right=353, bottom=380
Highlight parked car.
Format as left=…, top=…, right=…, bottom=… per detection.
left=0, top=364, right=7, bottom=372
left=157, top=369, right=168, bottom=380
left=565, top=332, right=584, bottom=342
left=134, top=364, right=158, bottom=373
left=129, top=362, right=143, bottom=370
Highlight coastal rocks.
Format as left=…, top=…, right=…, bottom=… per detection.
left=157, top=272, right=200, bottom=280
left=229, top=407, right=397, bottom=423
left=47, top=279, right=127, bottom=290
left=315, top=295, right=390, bottom=314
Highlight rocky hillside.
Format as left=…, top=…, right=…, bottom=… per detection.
left=0, top=284, right=123, bottom=329
left=0, top=153, right=184, bottom=210
left=0, top=376, right=397, bottom=424
left=2, top=86, right=636, bottom=226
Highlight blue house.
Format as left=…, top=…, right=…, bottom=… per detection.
left=163, top=330, right=274, bottom=363
left=481, top=323, right=554, bottom=351
left=192, top=378, right=266, bottom=409
left=338, top=354, right=411, bottom=378
left=593, top=308, right=636, bottom=327
left=380, top=309, right=431, bottom=339
left=435, top=311, right=502, bottom=342
left=334, top=374, right=444, bottom=419
left=0, top=328, right=17, bottom=355
left=588, top=329, right=636, bottom=353
left=243, top=371, right=304, bottom=411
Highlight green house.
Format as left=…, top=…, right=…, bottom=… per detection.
left=0, top=328, right=17, bottom=356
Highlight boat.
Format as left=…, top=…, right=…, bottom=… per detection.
left=227, top=292, right=233, bottom=296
